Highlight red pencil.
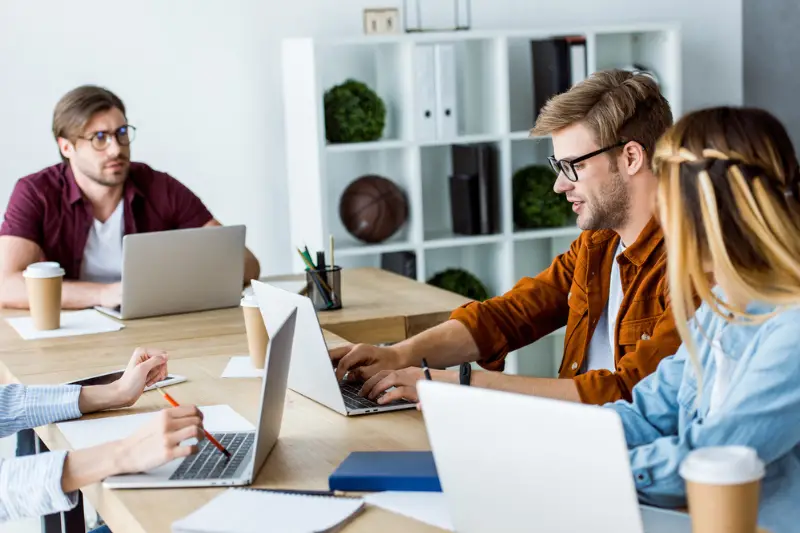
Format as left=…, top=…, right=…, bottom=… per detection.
left=155, top=386, right=232, bottom=459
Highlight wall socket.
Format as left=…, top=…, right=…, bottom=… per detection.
left=363, top=8, right=400, bottom=35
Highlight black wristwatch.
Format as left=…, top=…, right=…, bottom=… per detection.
left=459, top=362, right=472, bottom=386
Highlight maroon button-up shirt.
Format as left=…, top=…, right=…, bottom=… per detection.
left=0, top=162, right=213, bottom=279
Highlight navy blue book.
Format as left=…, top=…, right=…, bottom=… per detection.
left=329, top=451, right=442, bottom=492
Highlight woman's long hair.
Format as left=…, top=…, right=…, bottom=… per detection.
left=653, top=107, right=800, bottom=389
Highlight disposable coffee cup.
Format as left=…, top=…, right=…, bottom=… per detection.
left=241, top=294, right=268, bottom=369
left=23, top=262, right=65, bottom=331
left=679, top=446, right=765, bottom=533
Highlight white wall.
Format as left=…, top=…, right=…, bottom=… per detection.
left=0, top=0, right=742, bottom=276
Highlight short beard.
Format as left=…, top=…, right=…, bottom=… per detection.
left=76, top=160, right=128, bottom=187
left=578, top=171, right=630, bottom=231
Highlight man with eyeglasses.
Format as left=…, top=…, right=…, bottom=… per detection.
left=333, top=69, right=684, bottom=406
left=0, top=85, right=260, bottom=310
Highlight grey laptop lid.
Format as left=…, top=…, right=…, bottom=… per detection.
left=118, top=225, right=245, bottom=319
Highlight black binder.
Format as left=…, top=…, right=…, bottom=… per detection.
left=531, top=38, right=571, bottom=118
left=450, top=143, right=498, bottom=235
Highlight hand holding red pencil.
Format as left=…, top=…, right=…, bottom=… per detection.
left=114, top=403, right=208, bottom=474
left=156, top=387, right=231, bottom=458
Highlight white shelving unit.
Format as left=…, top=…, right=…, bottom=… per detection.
left=281, top=23, right=681, bottom=376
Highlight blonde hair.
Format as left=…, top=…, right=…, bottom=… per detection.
left=531, top=69, right=672, bottom=161
left=653, top=107, right=800, bottom=389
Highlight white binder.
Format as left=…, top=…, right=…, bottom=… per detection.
left=414, top=44, right=438, bottom=141
left=434, top=43, right=458, bottom=139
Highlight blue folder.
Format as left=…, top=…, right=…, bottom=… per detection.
left=328, top=451, right=442, bottom=492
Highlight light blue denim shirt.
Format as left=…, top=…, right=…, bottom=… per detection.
left=606, top=298, right=800, bottom=533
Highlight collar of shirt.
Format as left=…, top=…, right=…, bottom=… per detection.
left=64, top=163, right=144, bottom=208
left=588, top=216, right=663, bottom=267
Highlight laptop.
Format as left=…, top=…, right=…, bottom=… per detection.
left=95, top=225, right=246, bottom=320
left=103, top=307, right=297, bottom=489
left=416, top=381, right=692, bottom=533
left=251, top=279, right=415, bottom=416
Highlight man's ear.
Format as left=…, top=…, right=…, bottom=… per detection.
left=623, top=141, right=646, bottom=175
left=57, top=137, right=74, bottom=160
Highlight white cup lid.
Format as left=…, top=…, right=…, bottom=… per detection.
left=23, top=262, right=65, bottom=279
left=679, top=446, right=765, bottom=485
left=240, top=293, right=259, bottom=307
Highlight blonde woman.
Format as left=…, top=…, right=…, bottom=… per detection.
left=607, top=106, right=800, bottom=533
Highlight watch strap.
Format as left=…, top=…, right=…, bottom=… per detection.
left=459, top=363, right=472, bottom=386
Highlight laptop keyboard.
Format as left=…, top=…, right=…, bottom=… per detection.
left=169, top=432, right=254, bottom=481
left=340, top=381, right=411, bottom=411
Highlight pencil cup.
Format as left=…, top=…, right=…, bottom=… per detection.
left=306, top=266, right=342, bottom=311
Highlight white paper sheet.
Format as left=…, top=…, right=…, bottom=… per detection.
left=172, top=488, right=365, bottom=533
left=221, top=356, right=263, bottom=378
left=6, top=309, right=124, bottom=340
left=364, top=491, right=454, bottom=531
left=56, top=405, right=254, bottom=450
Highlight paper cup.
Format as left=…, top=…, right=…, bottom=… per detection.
left=241, top=295, right=268, bottom=369
left=23, top=262, right=65, bottom=331
left=679, top=446, right=765, bottom=533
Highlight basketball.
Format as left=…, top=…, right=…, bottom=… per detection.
left=339, top=175, right=408, bottom=244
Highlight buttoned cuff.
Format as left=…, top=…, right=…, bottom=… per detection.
left=633, top=467, right=654, bottom=489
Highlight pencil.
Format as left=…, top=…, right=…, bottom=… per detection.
left=421, top=358, right=432, bottom=381
left=329, top=234, right=335, bottom=272
left=154, top=386, right=231, bottom=458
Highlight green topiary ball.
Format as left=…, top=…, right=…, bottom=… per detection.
left=427, top=268, right=490, bottom=301
left=324, top=79, right=386, bottom=143
left=512, top=164, right=575, bottom=229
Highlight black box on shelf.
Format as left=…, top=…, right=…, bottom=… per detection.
left=381, top=251, right=417, bottom=279
left=530, top=37, right=587, bottom=119
left=449, top=143, right=498, bottom=235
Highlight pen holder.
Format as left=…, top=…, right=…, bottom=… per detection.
left=306, top=266, right=342, bottom=311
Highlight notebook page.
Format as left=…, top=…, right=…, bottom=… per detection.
left=171, top=489, right=365, bottom=533
left=57, top=405, right=253, bottom=450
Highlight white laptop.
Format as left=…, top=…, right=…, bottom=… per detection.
left=417, top=381, right=692, bottom=533
left=251, top=279, right=415, bottom=416
left=95, top=225, right=246, bottom=320
left=103, top=307, right=297, bottom=489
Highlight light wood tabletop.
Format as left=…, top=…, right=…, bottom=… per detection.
left=0, top=280, right=458, bottom=533
left=263, top=267, right=472, bottom=344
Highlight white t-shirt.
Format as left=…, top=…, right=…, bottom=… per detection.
left=583, top=242, right=626, bottom=373
left=708, top=329, right=734, bottom=417
left=80, top=201, right=124, bottom=283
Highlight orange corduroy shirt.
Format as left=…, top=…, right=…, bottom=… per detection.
left=450, top=217, right=682, bottom=405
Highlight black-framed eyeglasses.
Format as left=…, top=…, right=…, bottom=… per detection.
left=78, top=125, right=136, bottom=151
left=548, top=140, right=629, bottom=182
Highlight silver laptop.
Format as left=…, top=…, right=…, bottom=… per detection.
left=95, top=225, right=246, bottom=319
left=103, top=307, right=297, bottom=489
left=251, top=279, right=415, bottom=416
left=417, top=381, right=692, bottom=533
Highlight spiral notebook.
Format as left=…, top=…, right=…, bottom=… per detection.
left=171, top=488, right=365, bottom=533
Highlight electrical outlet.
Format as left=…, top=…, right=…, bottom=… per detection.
left=363, top=8, right=400, bottom=35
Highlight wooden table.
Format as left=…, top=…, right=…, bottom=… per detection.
left=263, top=267, right=472, bottom=344
left=0, top=270, right=467, bottom=533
